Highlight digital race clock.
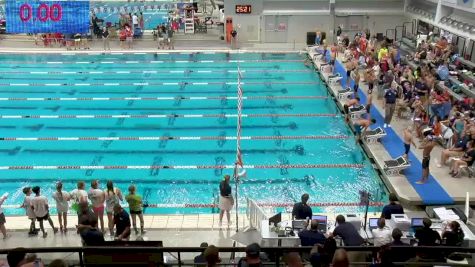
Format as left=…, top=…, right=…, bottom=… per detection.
left=6, top=0, right=90, bottom=34
left=235, top=5, right=252, bottom=14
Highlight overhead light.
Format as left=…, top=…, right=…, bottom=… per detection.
left=471, top=26, right=475, bottom=34
left=463, top=24, right=471, bottom=31
left=440, top=17, right=447, bottom=23
left=446, top=18, right=453, bottom=24
left=457, top=22, right=465, bottom=29
left=451, top=20, right=459, bottom=27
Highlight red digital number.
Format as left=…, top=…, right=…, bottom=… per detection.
left=19, top=3, right=63, bottom=22
left=19, top=4, right=32, bottom=22
left=37, top=3, right=49, bottom=22
left=49, top=4, right=62, bottom=22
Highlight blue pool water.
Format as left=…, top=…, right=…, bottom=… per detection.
left=0, top=52, right=387, bottom=215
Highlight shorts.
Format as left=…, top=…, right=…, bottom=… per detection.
left=346, top=70, right=351, bottom=77
left=368, top=83, right=374, bottom=93
left=93, top=205, right=105, bottom=214
left=36, top=213, right=50, bottom=221
left=365, top=104, right=371, bottom=113
left=330, top=59, right=335, bottom=65
left=353, top=84, right=359, bottom=92
left=422, top=156, right=430, bottom=169
left=0, top=213, right=5, bottom=224
left=404, top=143, right=411, bottom=154
left=130, top=209, right=142, bottom=215
left=354, top=124, right=362, bottom=135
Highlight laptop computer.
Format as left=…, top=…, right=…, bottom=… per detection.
left=411, top=218, right=424, bottom=231
left=312, top=215, right=327, bottom=232
left=292, top=220, right=307, bottom=231
left=368, top=218, right=379, bottom=231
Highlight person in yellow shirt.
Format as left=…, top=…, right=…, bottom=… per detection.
left=125, top=185, right=145, bottom=235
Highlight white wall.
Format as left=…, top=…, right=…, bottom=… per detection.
left=286, top=15, right=331, bottom=44
left=366, top=15, right=407, bottom=36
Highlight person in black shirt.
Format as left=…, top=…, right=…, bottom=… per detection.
left=298, top=220, right=326, bottom=246
left=383, top=85, right=398, bottom=128
left=80, top=214, right=105, bottom=246
left=194, top=242, right=209, bottom=265
left=292, top=194, right=312, bottom=220
left=442, top=221, right=464, bottom=246
left=113, top=204, right=131, bottom=241
left=219, top=175, right=234, bottom=226
left=237, top=243, right=264, bottom=267
left=331, top=215, right=364, bottom=246
left=381, top=193, right=404, bottom=220
left=415, top=218, right=441, bottom=246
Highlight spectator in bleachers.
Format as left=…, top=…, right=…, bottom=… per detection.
left=381, top=193, right=404, bottom=220
left=237, top=243, right=264, bottom=267
left=442, top=221, right=465, bottom=246
left=448, top=140, right=475, bottom=177
left=298, top=220, right=326, bottom=246
left=437, top=135, right=469, bottom=167
left=331, top=249, right=349, bottom=267
left=285, top=252, right=304, bottom=267
left=371, top=218, right=392, bottom=247
left=204, top=245, right=220, bottom=267
left=292, top=193, right=312, bottom=220
left=194, top=242, right=209, bottom=265
left=309, top=238, right=337, bottom=267
left=331, top=215, right=364, bottom=246
left=391, top=228, right=407, bottom=246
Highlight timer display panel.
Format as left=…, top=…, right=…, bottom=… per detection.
left=6, top=0, right=90, bottom=34
left=235, top=5, right=252, bottom=14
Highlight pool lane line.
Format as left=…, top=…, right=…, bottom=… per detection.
left=3, top=81, right=317, bottom=87
left=0, top=163, right=364, bottom=170
left=0, top=95, right=327, bottom=102
left=0, top=135, right=349, bottom=141
left=2, top=59, right=304, bottom=65
left=0, top=69, right=311, bottom=75
left=0, top=113, right=338, bottom=119
left=0, top=88, right=291, bottom=95
left=0, top=201, right=384, bottom=209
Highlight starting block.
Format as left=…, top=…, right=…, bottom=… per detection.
left=364, top=127, right=386, bottom=144
left=384, top=156, right=410, bottom=176
left=349, top=105, right=366, bottom=119
left=338, top=88, right=353, bottom=100
left=328, top=74, right=342, bottom=85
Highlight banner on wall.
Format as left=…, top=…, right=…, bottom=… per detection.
left=6, top=0, right=90, bottom=33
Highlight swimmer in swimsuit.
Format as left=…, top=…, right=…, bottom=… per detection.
left=352, top=118, right=376, bottom=143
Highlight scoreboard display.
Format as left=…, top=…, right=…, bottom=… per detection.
left=6, top=0, right=90, bottom=34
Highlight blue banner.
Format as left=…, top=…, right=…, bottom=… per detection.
left=6, top=0, right=90, bottom=34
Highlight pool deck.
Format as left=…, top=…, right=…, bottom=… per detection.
left=312, top=52, right=475, bottom=206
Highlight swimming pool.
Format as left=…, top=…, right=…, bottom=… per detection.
left=0, top=52, right=387, bottom=215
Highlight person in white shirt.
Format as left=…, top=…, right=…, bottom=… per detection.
left=31, top=186, right=58, bottom=238
left=371, top=218, right=392, bottom=247
left=52, top=182, right=70, bottom=233
left=132, top=13, right=138, bottom=28
left=70, top=181, right=88, bottom=215
left=88, top=180, right=105, bottom=232
left=21, top=187, right=37, bottom=236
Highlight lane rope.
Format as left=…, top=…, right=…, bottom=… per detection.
left=0, top=69, right=312, bottom=75
left=0, top=135, right=350, bottom=142
left=2, top=81, right=318, bottom=87
left=1, top=59, right=305, bottom=65
left=0, top=95, right=327, bottom=102
left=0, top=163, right=364, bottom=170
left=0, top=113, right=339, bottom=119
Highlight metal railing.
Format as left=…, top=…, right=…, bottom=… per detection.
left=0, top=245, right=473, bottom=266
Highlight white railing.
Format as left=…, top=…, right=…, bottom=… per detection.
left=246, top=197, right=269, bottom=231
